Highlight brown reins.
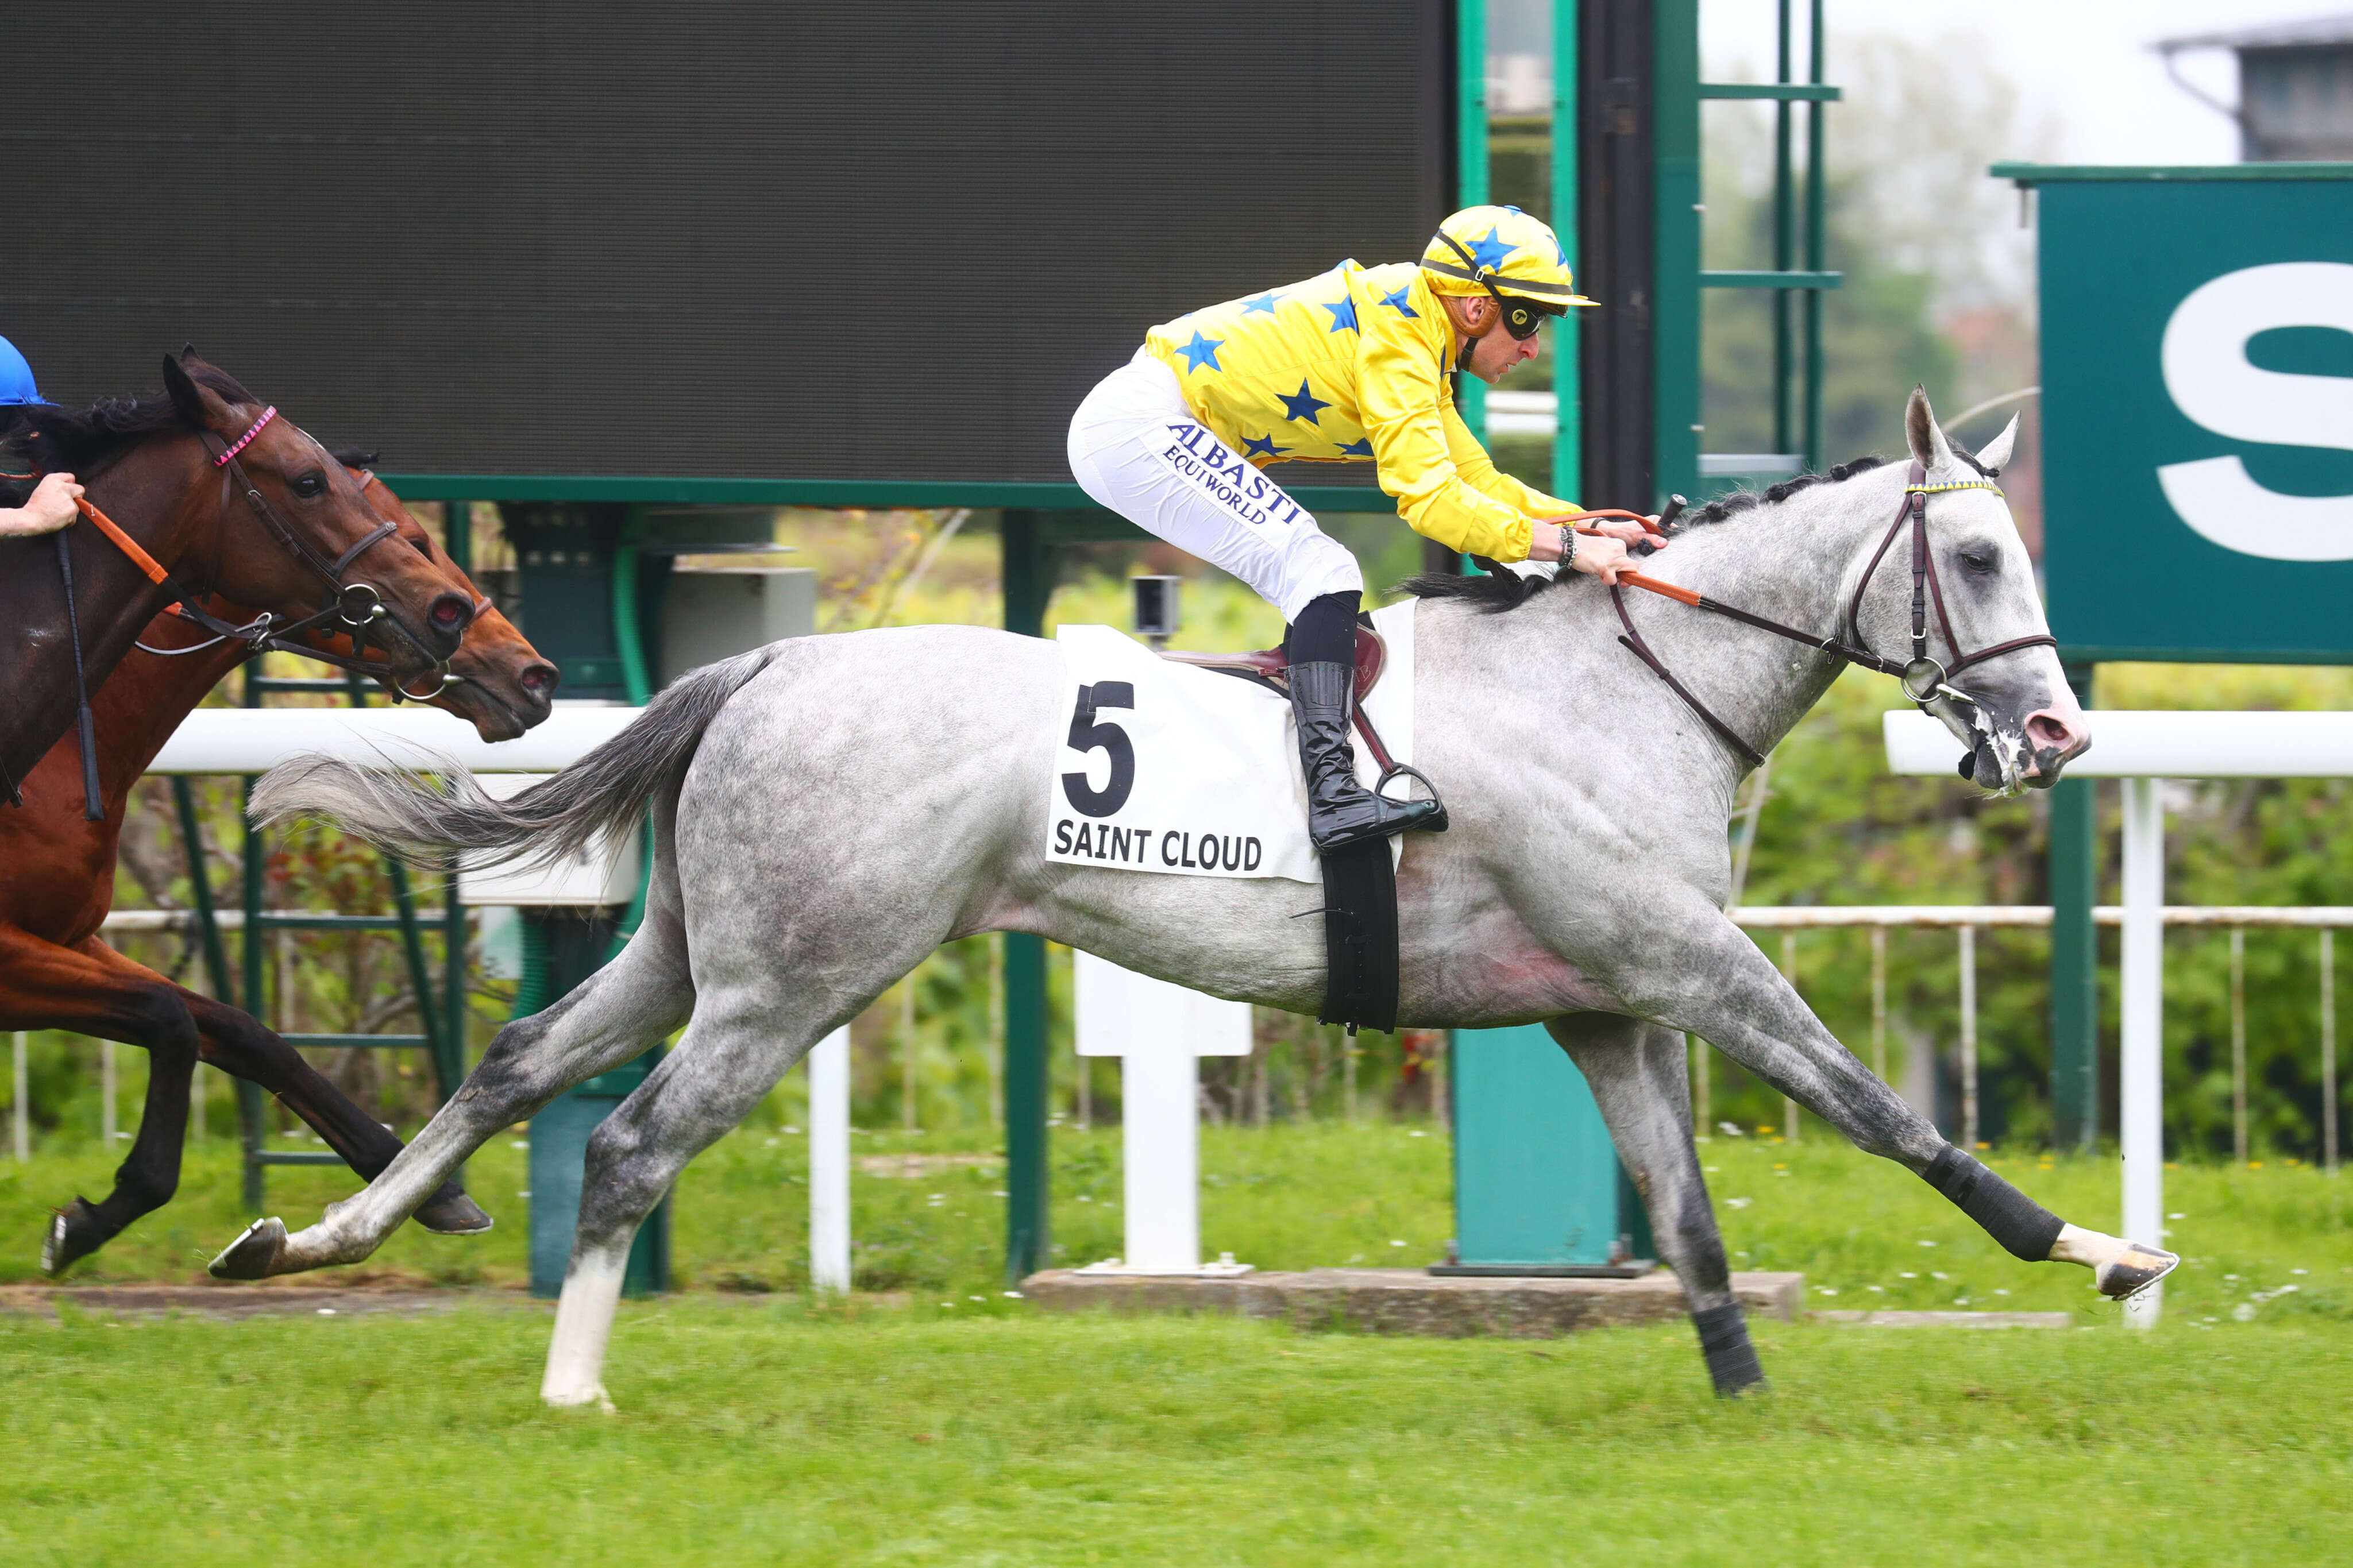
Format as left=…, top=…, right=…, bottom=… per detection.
left=1569, top=460, right=2055, bottom=768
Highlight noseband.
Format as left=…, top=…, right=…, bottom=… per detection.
left=1602, top=459, right=2056, bottom=769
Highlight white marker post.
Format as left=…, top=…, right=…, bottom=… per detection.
left=808, top=1026, right=852, bottom=1295
left=1072, top=951, right=1253, bottom=1275
left=2119, top=779, right=2166, bottom=1327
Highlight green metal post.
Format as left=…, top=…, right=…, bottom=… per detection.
left=171, top=777, right=235, bottom=1003
left=443, top=497, right=471, bottom=575
left=441, top=501, right=471, bottom=1096
left=1550, top=0, right=1581, bottom=501
left=340, top=671, right=450, bottom=1086
left=238, top=667, right=266, bottom=1212
left=1457, top=0, right=1488, bottom=443
left=2050, top=662, right=2100, bottom=1151
left=1652, top=0, right=1702, bottom=508
left=1000, top=509, right=1052, bottom=1281
left=444, top=870, right=466, bottom=1094
left=1802, top=0, right=1827, bottom=472
left=1772, top=2, right=1795, bottom=455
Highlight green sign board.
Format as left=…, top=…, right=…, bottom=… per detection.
left=2003, top=164, right=2353, bottom=664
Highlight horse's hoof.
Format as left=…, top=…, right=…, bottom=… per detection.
left=414, top=1187, right=495, bottom=1237
left=208, top=1217, right=288, bottom=1281
left=2096, top=1242, right=2180, bottom=1300
left=41, top=1198, right=106, bottom=1278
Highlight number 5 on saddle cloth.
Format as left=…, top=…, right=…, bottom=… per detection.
left=1042, top=603, right=1426, bottom=1030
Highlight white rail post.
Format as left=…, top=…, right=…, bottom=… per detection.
left=1959, top=924, right=1978, bottom=1150
left=808, top=1026, right=852, bottom=1295
left=11, top=1032, right=26, bottom=1162
left=2230, top=926, right=2247, bottom=1167
left=1779, top=930, right=1800, bottom=1142
left=900, top=973, right=919, bottom=1133
left=1870, top=925, right=1889, bottom=1082
left=2120, top=777, right=2166, bottom=1328
left=1073, top=951, right=1252, bottom=1276
left=2323, top=928, right=2338, bottom=1177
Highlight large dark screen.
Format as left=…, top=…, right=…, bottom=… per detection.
left=5, top=5, right=1451, bottom=487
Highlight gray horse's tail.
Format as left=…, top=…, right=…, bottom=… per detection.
left=250, top=646, right=780, bottom=872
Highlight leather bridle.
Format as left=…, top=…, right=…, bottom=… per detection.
left=1593, top=459, right=2057, bottom=770
left=6, top=408, right=466, bottom=814
left=196, top=408, right=459, bottom=696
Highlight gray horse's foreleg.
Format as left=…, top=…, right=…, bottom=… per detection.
left=1633, top=919, right=2174, bottom=1298
left=210, top=913, right=695, bottom=1279
left=543, top=992, right=836, bottom=1408
left=1547, top=1015, right=1763, bottom=1396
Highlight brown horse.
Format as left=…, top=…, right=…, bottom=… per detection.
left=2, top=467, right=557, bottom=1273
left=1, top=353, right=475, bottom=799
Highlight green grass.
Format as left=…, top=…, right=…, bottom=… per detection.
left=3, top=1125, right=2351, bottom=1563
left=3, top=1307, right=2347, bottom=1565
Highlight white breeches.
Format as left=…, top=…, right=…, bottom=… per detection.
left=1067, top=352, right=1364, bottom=623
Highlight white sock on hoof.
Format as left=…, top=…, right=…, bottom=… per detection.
left=542, top=1249, right=629, bottom=1410
left=2048, top=1223, right=2129, bottom=1269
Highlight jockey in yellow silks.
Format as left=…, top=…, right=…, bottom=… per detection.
left=1067, top=205, right=1657, bottom=853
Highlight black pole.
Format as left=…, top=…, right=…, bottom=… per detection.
left=1579, top=0, right=1658, bottom=513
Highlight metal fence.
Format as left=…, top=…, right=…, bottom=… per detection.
left=1727, top=905, right=2350, bottom=1169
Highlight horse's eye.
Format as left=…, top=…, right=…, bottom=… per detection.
left=291, top=472, right=327, bottom=499
left=409, top=532, right=434, bottom=559
left=1959, top=550, right=1996, bottom=576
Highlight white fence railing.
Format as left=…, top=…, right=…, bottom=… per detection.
left=1725, top=905, right=2347, bottom=1168
left=11, top=904, right=2343, bottom=1174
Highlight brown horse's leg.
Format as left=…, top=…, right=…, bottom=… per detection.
left=173, top=985, right=491, bottom=1235
left=0, top=931, right=202, bottom=1273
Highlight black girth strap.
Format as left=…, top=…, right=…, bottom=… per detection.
left=1317, top=839, right=1399, bottom=1033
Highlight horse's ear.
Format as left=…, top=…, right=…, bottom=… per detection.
left=179, top=342, right=197, bottom=361
left=161, top=353, right=220, bottom=431
left=1905, top=385, right=1956, bottom=472
left=1974, top=412, right=2019, bottom=476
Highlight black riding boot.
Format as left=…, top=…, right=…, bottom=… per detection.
left=1286, top=591, right=1445, bottom=852
left=1289, top=661, right=1444, bottom=851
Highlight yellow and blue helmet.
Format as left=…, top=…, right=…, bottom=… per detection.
left=1420, top=205, right=1595, bottom=338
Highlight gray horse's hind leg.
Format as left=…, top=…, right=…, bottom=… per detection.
left=542, top=991, right=851, bottom=1408
left=1547, top=1014, right=1764, bottom=1396
left=211, top=906, right=696, bottom=1279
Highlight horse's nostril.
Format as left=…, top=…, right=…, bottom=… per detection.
left=429, top=593, right=473, bottom=632
left=520, top=663, right=559, bottom=696
left=2027, top=713, right=2075, bottom=750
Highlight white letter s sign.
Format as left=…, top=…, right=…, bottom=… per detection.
left=2158, top=261, right=2353, bottom=561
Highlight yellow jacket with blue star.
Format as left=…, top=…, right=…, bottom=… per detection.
left=1142, top=260, right=1570, bottom=562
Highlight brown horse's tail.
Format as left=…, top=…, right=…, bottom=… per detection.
left=249, top=646, right=780, bottom=872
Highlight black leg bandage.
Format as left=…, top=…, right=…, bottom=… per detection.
left=1920, top=1145, right=2063, bottom=1262
left=1690, top=1302, right=1765, bottom=1396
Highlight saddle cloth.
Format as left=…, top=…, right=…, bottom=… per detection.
left=1043, top=600, right=1417, bottom=885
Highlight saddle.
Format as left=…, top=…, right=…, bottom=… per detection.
left=1159, top=624, right=1398, bottom=774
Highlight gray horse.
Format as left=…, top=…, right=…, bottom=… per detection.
left=217, top=392, right=2175, bottom=1408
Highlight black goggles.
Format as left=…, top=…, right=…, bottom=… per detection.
left=1495, top=295, right=1564, bottom=340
